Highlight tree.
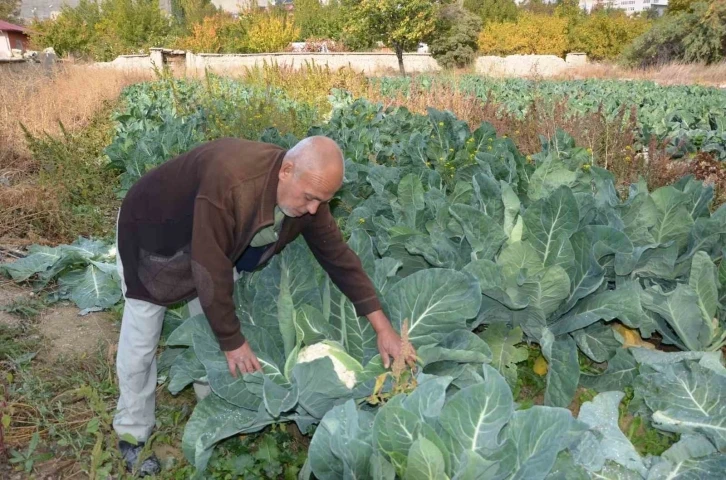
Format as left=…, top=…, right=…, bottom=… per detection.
left=520, top=0, right=557, bottom=15
left=0, top=0, right=21, bottom=23
left=171, top=0, right=219, bottom=32
left=622, top=1, right=726, bottom=67
left=463, top=0, right=518, bottom=24
left=346, top=0, right=439, bottom=76
left=430, top=3, right=482, bottom=69
left=667, top=0, right=700, bottom=14
left=293, top=0, right=346, bottom=41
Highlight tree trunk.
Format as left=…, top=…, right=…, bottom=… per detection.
left=394, top=44, right=406, bottom=77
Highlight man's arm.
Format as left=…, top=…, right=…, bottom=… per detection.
left=191, top=197, right=261, bottom=375
left=301, top=203, right=415, bottom=367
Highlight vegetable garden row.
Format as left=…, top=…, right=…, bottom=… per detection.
left=2, top=76, right=726, bottom=479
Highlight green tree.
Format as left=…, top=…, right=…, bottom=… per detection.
left=667, top=0, right=700, bottom=14
left=622, top=1, right=726, bottom=67
left=171, top=0, right=219, bottom=32
left=521, top=0, right=557, bottom=15
left=293, top=0, right=346, bottom=40
left=346, top=0, right=438, bottom=76
left=463, top=0, right=518, bottom=24
left=430, top=3, right=482, bottom=69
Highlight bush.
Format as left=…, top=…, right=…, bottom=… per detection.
left=569, top=10, right=651, bottom=61
left=478, top=12, right=568, bottom=56
left=245, top=12, right=300, bottom=54
left=30, top=0, right=173, bottom=61
left=293, top=0, right=346, bottom=41
left=430, top=4, right=482, bottom=69
left=463, top=0, right=518, bottom=24
left=174, top=13, right=248, bottom=53
left=622, top=1, right=726, bottom=67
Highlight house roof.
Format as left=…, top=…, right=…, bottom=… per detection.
left=0, top=20, right=29, bottom=33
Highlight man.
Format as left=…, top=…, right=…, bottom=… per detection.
left=114, top=136, right=415, bottom=475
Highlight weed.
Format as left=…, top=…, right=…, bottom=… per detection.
left=619, top=387, right=679, bottom=457
left=514, top=344, right=547, bottom=406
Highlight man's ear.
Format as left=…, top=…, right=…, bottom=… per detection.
left=279, top=161, right=293, bottom=180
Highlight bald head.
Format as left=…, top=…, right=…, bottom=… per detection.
left=284, top=136, right=345, bottom=186
left=276, top=136, right=345, bottom=217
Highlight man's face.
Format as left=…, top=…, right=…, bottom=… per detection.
left=277, top=163, right=340, bottom=217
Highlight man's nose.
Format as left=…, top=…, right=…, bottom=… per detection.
left=308, top=201, right=320, bottom=215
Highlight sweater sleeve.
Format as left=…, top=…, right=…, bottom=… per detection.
left=191, top=196, right=245, bottom=351
left=302, top=203, right=382, bottom=316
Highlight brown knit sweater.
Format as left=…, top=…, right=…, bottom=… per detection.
left=117, top=138, right=381, bottom=351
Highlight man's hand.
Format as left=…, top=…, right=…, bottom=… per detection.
left=224, top=341, right=262, bottom=377
left=367, top=310, right=417, bottom=369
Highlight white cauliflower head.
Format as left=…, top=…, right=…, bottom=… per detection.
left=296, top=341, right=362, bottom=389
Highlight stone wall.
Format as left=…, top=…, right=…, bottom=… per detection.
left=94, top=49, right=591, bottom=78
left=185, top=52, right=441, bottom=76
left=475, top=53, right=589, bottom=78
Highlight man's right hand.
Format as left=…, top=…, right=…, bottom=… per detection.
left=224, top=342, right=262, bottom=377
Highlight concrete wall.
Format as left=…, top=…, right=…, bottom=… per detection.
left=475, top=53, right=589, bottom=78
left=186, top=52, right=441, bottom=76
left=94, top=49, right=591, bottom=78
left=93, top=54, right=157, bottom=72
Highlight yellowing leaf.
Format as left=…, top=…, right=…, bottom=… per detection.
left=612, top=323, right=656, bottom=350
left=533, top=355, right=549, bottom=376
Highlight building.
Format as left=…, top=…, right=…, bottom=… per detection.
left=0, top=20, right=31, bottom=58
left=579, top=0, right=668, bottom=15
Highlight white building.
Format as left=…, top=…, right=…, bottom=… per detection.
left=579, top=0, right=668, bottom=15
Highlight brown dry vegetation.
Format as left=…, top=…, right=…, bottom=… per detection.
left=0, top=64, right=150, bottom=243
left=555, top=61, right=726, bottom=87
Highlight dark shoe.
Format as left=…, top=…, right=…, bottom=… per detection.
left=119, top=440, right=161, bottom=477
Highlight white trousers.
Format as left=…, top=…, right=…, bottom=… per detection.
left=113, top=219, right=234, bottom=442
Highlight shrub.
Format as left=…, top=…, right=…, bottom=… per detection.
left=430, top=4, right=482, bottom=69
left=478, top=12, right=568, bottom=56
left=462, top=0, right=518, bottom=24
left=245, top=12, right=300, bottom=54
left=622, top=1, right=726, bottom=67
left=293, top=0, right=346, bottom=41
left=569, top=10, right=652, bottom=61
left=174, top=13, right=248, bottom=53
left=30, top=0, right=173, bottom=61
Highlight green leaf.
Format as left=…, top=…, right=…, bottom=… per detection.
left=572, top=391, right=646, bottom=476
left=449, top=204, right=507, bottom=260
left=519, top=266, right=570, bottom=317
left=438, top=365, right=514, bottom=471
left=498, top=406, right=584, bottom=480
left=635, top=361, right=726, bottom=450
left=523, top=186, right=579, bottom=271
left=404, top=437, right=448, bottom=480
left=549, top=284, right=643, bottom=336
left=641, top=284, right=713, bottom=351
left=64, top=264, right=121, bottom=310
left=479, top=323, right=529, bottom=388
left=572, top=322, right=621, bottom=363
left=689, top=252, right=719, bottom=340
left=580, top=347, right=639, bottom=392
left=385, top=269, right=482, bottom=347
left=651, top=186, right=695, bottom=250
left=2, top=246, right=62, bottom=282
left=541, top=330, right=579, bottom=408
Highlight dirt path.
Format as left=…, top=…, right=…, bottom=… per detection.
left=0, top=280, right=118, bottom=361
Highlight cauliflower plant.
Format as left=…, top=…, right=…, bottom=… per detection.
left=297, top=341, right=363, bottom=389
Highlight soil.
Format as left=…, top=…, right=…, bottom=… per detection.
left=0, top=279, right=118, bottom=361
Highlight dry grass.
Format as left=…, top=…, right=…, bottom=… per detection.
left=0, top=63, right=151, bottom=171
left=555, top=61, right=726, bottom=87
left=0, top=64, right=150, bottom=243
